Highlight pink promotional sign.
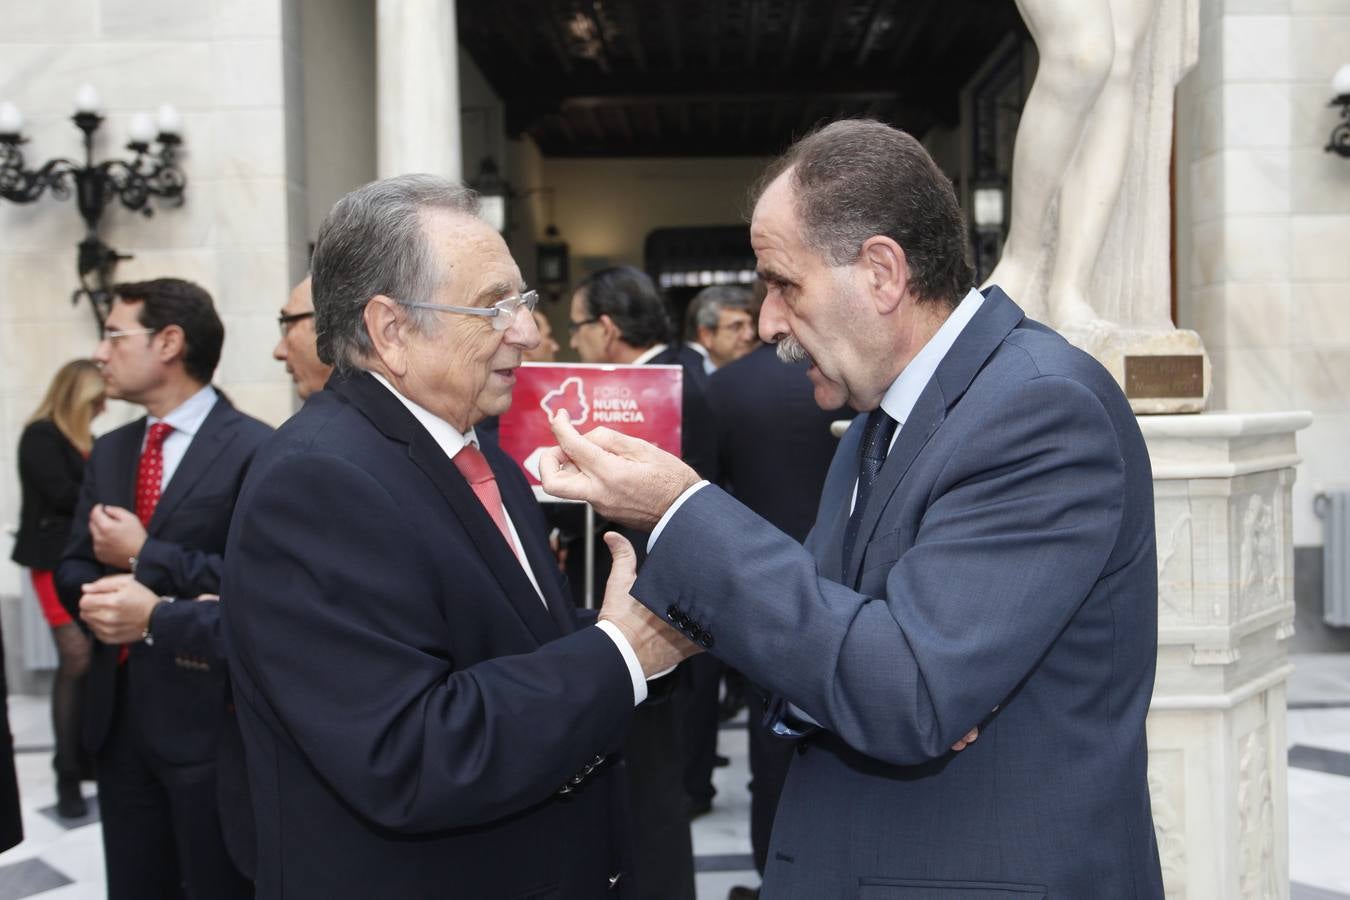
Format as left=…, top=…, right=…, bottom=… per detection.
left=498, top=363, right=684, bottom=488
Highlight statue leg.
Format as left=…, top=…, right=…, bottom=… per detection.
left=1047, top=0, right=1164, bottom=329
left=986, top=0, right=1113, bottom=318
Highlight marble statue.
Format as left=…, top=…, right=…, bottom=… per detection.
left=987, top=0, right=1210, bottom=412
left=988, top=0, right=1197, bottom=333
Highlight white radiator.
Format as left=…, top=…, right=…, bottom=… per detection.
left=1316, top=490, right=1350, bottom=627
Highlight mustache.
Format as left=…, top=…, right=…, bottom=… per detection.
left=776, top=335, right=810, bottom=365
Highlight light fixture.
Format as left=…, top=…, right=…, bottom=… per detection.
left=0, top=84, right=187, bottom=327
left=470, top=155, right=511, bottom=233
left=972, top=182, right=1006, bottom=232
left=536, top=223, right=570, bottom=298
left=1326, top=63, right=1350, bottom=158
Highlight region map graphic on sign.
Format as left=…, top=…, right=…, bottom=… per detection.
left=499, top=363, right=684, bottom=487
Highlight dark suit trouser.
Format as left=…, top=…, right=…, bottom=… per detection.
left=682, top=653, right=723, bottom=804
left=747, top=687, right=794, bottom=876
left=624, top=695, right=695, bottom=900
left=96, top=669, right=251, bottom=900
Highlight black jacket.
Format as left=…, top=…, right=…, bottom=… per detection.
left=12, top=419, right=86, bottom=571
left=55, top=393, right=273, bottom=763
left=223, top=372, right=634, bottom=899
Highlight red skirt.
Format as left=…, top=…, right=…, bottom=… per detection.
left=29, top=569, right=73, bottom=628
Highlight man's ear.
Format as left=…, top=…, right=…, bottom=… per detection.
left=598, top=314, right=621, bottom=351
left=363, top=296, right=410, bottom=376
left=155, top=324, right=186, bottom=365
left=859, top=235, right=909, bottom=314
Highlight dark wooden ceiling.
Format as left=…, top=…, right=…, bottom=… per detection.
left=457, top=0, right=1026, bottom=157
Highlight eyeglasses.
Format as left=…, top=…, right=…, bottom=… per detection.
left=716, top=319, right=755, bottom=333
left=567, top=317, right=600, bottom=335
left=278, top=310, right=316, bottom=337
left=100, top=326, right=158, bottom=342
left=399, top=290, right=540, bottom=332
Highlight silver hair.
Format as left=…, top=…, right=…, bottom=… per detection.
left=311, top=174, right=480, bottom=373
left=690, top=285, right=751, bottom=330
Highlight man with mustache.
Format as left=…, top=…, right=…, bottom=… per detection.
left=540, top=120, right=1164, bottom=898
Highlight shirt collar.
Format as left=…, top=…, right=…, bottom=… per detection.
left=148, top=384, right=218, bottom=438
left=368, top=371, right=477, bottom=460
left=879, top=287, right=984, bottom=426
left=631, top=343, right=668, bottom=366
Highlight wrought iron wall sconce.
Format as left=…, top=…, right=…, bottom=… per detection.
left=0, top=84, right=187, bottom=327
left=1327, top=65, right=1350, bottom=159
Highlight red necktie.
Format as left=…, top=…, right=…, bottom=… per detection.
left=123, top=422, right=173, bottom=663
left=136, top=422, right=174, bottom=526
left=452, top=443, right=521, bottom=556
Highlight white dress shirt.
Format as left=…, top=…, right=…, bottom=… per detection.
left=685, top=341, right=716, bottom=375
left=144, top=384, right=218, bottom=492
left=630, top=343, right=668, bottom=366
left=369, top=372, right=651, bottom=706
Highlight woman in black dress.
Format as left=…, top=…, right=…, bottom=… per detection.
left=11, top=359, right=106, bottom=819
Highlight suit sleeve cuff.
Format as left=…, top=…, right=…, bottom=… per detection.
left=595, top=620, right=648, bottom=706
left=647, top=480, right=709, bottom=554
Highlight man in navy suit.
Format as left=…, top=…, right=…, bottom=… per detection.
left=703, top=341, right=840, bottom=893
left=541, top=120, right=1164, bottom=899
left=57, top=278, right=272, bottom=899
left=222, top=175, right=692, bottom=899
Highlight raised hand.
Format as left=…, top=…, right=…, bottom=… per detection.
left=539, top=410, right=700, bottom=531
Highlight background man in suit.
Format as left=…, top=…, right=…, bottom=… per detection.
left=703, top=339, right=840, bottom=897
left=567, top=266, right=712, bottom=896
left=272, top=275, right=331, bottom=400
left=541, top=119, right=1163, bottom=898
left=684, top=285, right=758, bottom=375
left=78, top=272, right=334, bottom=885
left=221, top=174, right=691, bottom=899
left=57, top=278, right=271, bottom=900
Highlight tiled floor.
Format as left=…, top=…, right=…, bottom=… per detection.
left=1, top=653, right=1347, bottom=899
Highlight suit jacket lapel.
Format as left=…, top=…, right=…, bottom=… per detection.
left=334, top=373, right=563, bottom=645
left=112, top=419, right=147, bottom=512
left=149, top=397, right=238, bottom=532
left=841, top=288, right=1027, bottom=588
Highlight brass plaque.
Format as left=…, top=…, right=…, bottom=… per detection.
left=1124, top=355, right=1203, bottom=399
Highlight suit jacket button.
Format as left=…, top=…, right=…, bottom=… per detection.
left=666, top=605, right=680, bottom=621
left=699, top=632, right=714, bottom=649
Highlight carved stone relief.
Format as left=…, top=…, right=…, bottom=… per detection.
left=1238, top=726, right=1277, bottom=900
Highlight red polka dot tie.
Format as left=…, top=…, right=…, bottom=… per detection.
left=136, top=422, right=174, bottom=527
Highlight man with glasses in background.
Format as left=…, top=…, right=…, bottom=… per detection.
left=222, top=175, right=692, bottom=898
left=57, top=278, right=272, bottom=899
left=273, top=275, right=332, bottom=400
left=684, top=285, right=759, bottom=377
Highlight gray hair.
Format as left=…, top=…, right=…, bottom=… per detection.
left=311, top=174, right=480, bottom=372
left=751, top=119, right=973, bottom=308
left=686, top=285, right=752, bottom=337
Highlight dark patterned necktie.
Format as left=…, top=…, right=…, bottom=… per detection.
left=841, top=408, right=898, bottom=575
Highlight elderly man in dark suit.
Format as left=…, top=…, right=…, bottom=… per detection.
left=541, top=119, right=1164, bottom=899
left=221, top=174, right=691, bottom=899
left=57, top=278, right=272, bottom=900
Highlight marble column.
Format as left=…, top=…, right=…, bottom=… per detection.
left=1141, top=411, right=1311, bottom=899
left=375, top=0, right=461, bottom=179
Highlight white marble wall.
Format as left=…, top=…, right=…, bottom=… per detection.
left=0, top=0, right=303, bottom=598
left=1177, top=0, right=1350, bottom=546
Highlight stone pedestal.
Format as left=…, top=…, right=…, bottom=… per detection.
left=1141, top=411, right=1312, bottom=899
left=1063, top=324, right=1212, bottom=414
